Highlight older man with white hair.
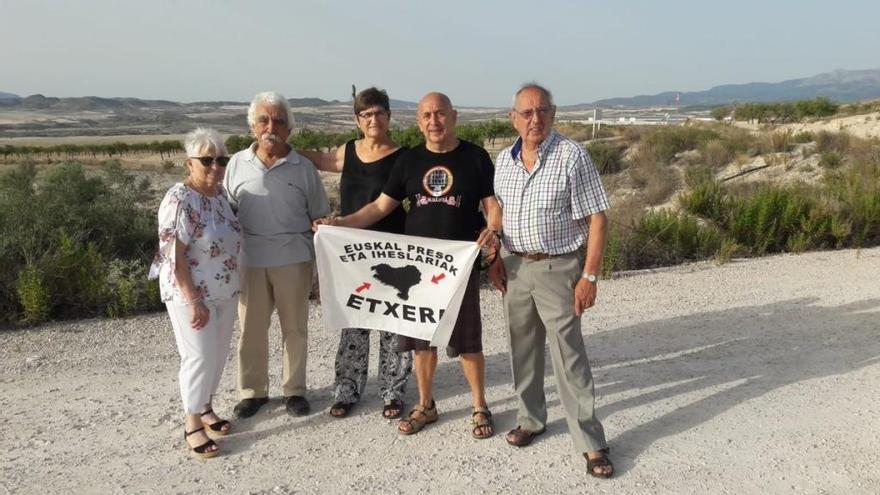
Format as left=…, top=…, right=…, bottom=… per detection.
left=489, top=83, right=614, bottom=478
left=224, top=91, right=330, bottom=418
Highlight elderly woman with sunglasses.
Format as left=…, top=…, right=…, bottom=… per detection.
left=149, top=127, right=242, bottom=459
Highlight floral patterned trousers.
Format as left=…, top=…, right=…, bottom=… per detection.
left=333, top=328, right=413, bottom=404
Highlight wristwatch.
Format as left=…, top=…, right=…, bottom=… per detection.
left=581, top=273, right=598, bottom=283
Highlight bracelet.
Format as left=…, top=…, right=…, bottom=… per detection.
left=185, top=296, right=203, bottom=305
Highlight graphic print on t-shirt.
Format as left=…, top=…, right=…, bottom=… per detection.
left=423, top=166, right=454, bottom=197
left=416, top=165, right=461, bottom=207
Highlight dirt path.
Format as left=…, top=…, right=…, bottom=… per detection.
left=2, top=248, right=879, bottom=494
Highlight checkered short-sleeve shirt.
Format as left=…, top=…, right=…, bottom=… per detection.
left=494, top=130, right=609, bottom=255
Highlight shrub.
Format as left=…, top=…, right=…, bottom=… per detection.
left=711, top=107, right=732, bottom=121
left=587, top=142, right=625, bottom=174
left=642, top=171, right=678, bottom=205
left=814, top=131, right=851, bottom=154
left=819, top=152, right=842, bottom=169
left=792, top=131, right=814, bottom=143
left=725, top=186, right=837, bottom=254
left=16, top=265, right=50, bottom=325
left=225, top=134, right=255, bottom=154
left=768, top=130, right=792, bottom=152
left=106, top=258, right=156, bottom=318
left=700, top=139, right=733, bottom=168
left=604, top=211, right=725, bottom=271
left=824, top=160, right=880, bottom=246
left=682, top=177, right=726, bottom=221
left=0, top=162, right=161, bottom=325
left=645, top=126, right=720, bottom=162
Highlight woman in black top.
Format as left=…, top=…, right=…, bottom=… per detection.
left=301, top=87, right=412, bottom=420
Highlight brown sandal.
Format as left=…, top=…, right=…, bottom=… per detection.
left=585, top=449, right=614, bottom=478
left=471, top=407, right=494, bottom=439
left=184, top=427, right=219, bottom=460
left=398, top=401, right=438, bottom=435
left=200, top=408, right=231, bottom=437
left=505, top=425, right=545, bottom=447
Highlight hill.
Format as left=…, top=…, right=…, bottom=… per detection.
left=586, top=68, right=880, bottom=108
left=0, top=91, right=19, bottom=101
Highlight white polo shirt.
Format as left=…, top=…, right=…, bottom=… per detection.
left=224, top=143, right=330, bottom=267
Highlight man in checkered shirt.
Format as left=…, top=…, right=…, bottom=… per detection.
left=488, top=83, right=614, bottom=478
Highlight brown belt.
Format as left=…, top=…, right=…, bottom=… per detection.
left=511, top=251, right=556, bottom=262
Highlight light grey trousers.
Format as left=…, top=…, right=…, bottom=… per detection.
left=333, top=328, right=413, bottom=404
left=501, top=247, right=608, bottom=453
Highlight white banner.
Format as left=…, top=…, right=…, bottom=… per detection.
left=314, top=225, right=479, bottom=347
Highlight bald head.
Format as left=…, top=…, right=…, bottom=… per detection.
left=417, top=91, right=458, bottom=151
left=418, top=92, right=453, bottom=111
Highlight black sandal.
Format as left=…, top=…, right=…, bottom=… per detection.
left=200, top=408, right=231, bottom=436
left=382, top=399, right=404, bottom=419
left=184, top=427, right=219, bottom=460
left=329, top=402, right=354, bottom=418
left=585, top=449, right=614, bottom=478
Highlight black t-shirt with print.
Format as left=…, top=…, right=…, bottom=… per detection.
left=383, top=140, right=494, bottom=242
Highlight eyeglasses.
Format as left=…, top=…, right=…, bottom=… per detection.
left=513, top=106, right=554, bottom=120
left=255, top=115, right=289, bottom=127
left=190, top=156, right=230, bottom=167
left=357, top=109, right=388, bottom=120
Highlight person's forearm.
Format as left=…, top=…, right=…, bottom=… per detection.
left=338, top=202, right=385, bottom=229
left=483, top=197, right=502, bottom=232
left=582, top=212, right=607, bottom=275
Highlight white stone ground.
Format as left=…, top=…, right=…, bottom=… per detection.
left=2, top=248, right=879, bottom=494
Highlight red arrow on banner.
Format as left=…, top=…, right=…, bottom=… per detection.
left=431, top=273, right=445, bottom=284
left=355, top=282, right=371, bottom=292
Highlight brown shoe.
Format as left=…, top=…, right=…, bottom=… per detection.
left=505, top=425, right=546, bottom=447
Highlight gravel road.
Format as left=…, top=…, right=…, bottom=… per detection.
left=2, top=248, right=879, bottom=494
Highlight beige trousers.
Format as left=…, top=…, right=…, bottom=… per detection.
left=237, top=261, right=313, bottom=399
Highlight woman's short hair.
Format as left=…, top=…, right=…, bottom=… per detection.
left=184, top=127, right=226, bottom=156
left=247, top=91, right=294, bottom=128
left=354, top=87, right=391, bottom=114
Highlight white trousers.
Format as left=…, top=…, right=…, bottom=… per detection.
left=166, top=296, right=238, bottom=414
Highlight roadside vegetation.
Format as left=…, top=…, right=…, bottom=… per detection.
left=0, top=161, right=160, bottom=326
left=597, top=121, right=880, bottom=276
left=2, top=109, right=879, bottom=326
left=711, top=97, right=880, bottom=123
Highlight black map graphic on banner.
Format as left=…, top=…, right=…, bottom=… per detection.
left=371, top=264, right=422, bottom=300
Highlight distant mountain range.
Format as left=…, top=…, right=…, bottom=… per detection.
left=0, top=93, right=417, bottom=112
left=2, top=68, right=880, bottom=117
left=576, top=68, right=880, bottom=108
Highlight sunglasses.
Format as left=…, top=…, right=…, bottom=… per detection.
left=190, top=156, right=230, bottom=167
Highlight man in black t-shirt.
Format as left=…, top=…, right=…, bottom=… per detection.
left=316, top=92, right=502, bottom=440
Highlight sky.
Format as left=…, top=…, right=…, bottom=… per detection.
left=2, top=0, right=879, bottom=107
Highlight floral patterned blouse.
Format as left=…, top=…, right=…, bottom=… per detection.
left=149, top=182, right=242, bottom=303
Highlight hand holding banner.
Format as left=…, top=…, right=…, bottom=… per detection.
left=314, top=225, right=480, bottom=347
